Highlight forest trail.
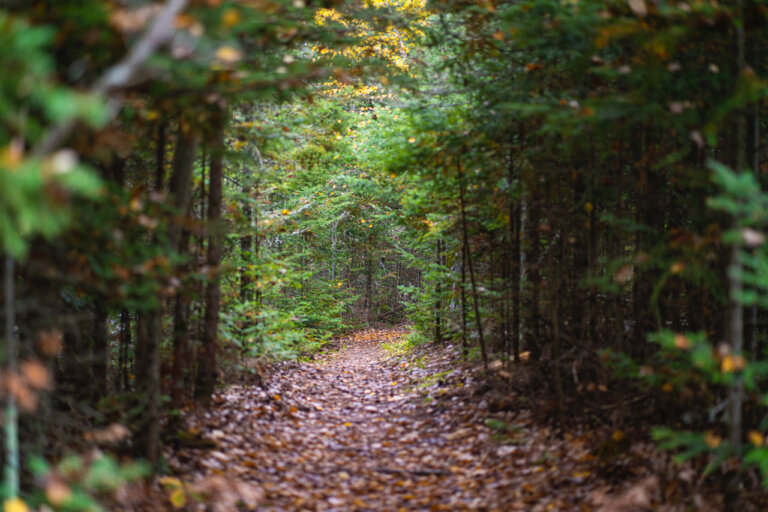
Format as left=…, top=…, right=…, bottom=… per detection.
left=168, top=328, right=654, bottom=511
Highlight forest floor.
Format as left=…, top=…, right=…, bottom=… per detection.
left=150, top=327, right=743, bottom=511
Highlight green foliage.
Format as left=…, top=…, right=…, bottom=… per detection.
left=20, top=454, right=148, bottom=512
left=634, top=162, right=768, bottom=485
left=0, top=11, right=108, bottom=257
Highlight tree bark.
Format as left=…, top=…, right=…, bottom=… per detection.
left=435, top=238, right=443, bottom=344
left=240, top=182, right=253, bottom=303
left=171, top=229, right=191, bottom=407
left=511, top=199, right=522, bottom=362
left=155, top=122, right=166, bottom=191
left=461, top=242, right=468, bottom=358
left=136, top=118, right=198, bottom=468
left=118, top=309, right=131, bottom=391
left=196, top=113, right=225, bottom=405
left=527, top=195, right=542, bottom=361
left=91, top=302, right=108, bottom=402
left=725, top=5, right=746, bottom=508
left=458, top=154, right=488, bottom=370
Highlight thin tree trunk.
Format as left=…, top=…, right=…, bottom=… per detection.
left=136, top=119, right=198, bottom=468
left=746, top=38, right=760, bottom=359
left=549, top=228, right=566, bottom=427
left=4, top=255, right=19, bottom=499
left=511, top=198, right=522, bottom=362
left=528, top=196, right=542, bottom=361
left=435, top=238, right=443, bottom=343
left=134, top=308, right=161, bottom=467
left=365, top=233, right=374, bottom=323
left=91, top=303, right=108, bottom=401
left=241, top=182, right=253, bottom=303
left=172, top=229, right=191, bottom=407
left=196, top=113, right=225, bottom=405
left=461, top=241, right=468, bottom=358
left=725, top=5, right=746, bottom=508
left=119, top=309, right=131, bottom=391
left=458, top=154, right=488, bottom=370
left=155, top=122, right=166, bottom=190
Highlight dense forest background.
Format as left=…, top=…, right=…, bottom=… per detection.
left=4, top=0, right=768, bottom=510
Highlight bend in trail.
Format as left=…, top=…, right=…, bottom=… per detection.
left=170, top=328, right=629, bottom=511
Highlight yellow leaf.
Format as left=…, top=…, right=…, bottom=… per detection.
left=721, top=355, right=746, bottom=373
left=670, top=262, right=685, bottom=274
left=748, top=430, right=764, bottom=447
left=584, top=202, right=594, bottom=213
left=3, top=499, right=28, bottom=512
left=169, top=488, right=186, bottom=509
left=158, top=476, right=183, bottom=488
left=222, top=8, right=241, bottom=28
left=612, top=430, right=626, bottom=442
left=215, top=46, right=241, bottom=63
left=705, top=431, right=722, bottom=449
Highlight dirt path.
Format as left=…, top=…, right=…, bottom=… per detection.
left=168, top=328, right=654, bottom=511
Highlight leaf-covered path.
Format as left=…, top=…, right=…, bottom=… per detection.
left=168, top=328, right=661, bottom=511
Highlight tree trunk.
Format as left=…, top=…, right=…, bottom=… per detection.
left=91, top=302, right=108, bottom=402
left=725, top=7, right=746, bottom=508
left=134, top=308, right=161, bottom=467
left=365, top=233, right=374, bottom=323
left=527, top=195, right=542, bottom=361
left=155, top=122, right=166, bottom=191
left=171, top=229, right=191, bottom=407
left=196, top=113, right=225, bottom=405
left=136, top=119, right=198, bottom=468
left=549, top=227, right=566, bottom=427
left=461, top=241, right=468, bottom=358
left=118, top=309, right=131, bottom=391
left=511, top=198, right=522, bottom=362
left=458, top=154, right=488, bottom=370
left=240, top=183, right=253, bottom=303
left=4, top=255, right=19, bottom=499
left=435, top=238, right=443, bottom=344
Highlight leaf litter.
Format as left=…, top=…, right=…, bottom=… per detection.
left=144, top=328, right=764, bottom=511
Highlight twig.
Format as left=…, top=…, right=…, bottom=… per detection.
left=373, top=467, right=451, bottom=477
left=34, top=0, right=189, bottom=157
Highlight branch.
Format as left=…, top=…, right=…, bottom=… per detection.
left=34, top=0, right=189, bottom=157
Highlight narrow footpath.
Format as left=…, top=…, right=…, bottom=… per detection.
left=166, top=328, right=666, bottom=511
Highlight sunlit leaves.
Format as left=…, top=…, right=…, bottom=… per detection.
left=2, top=499, right=28, bottom=512
left=215, top=46, right=242, bottom=64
